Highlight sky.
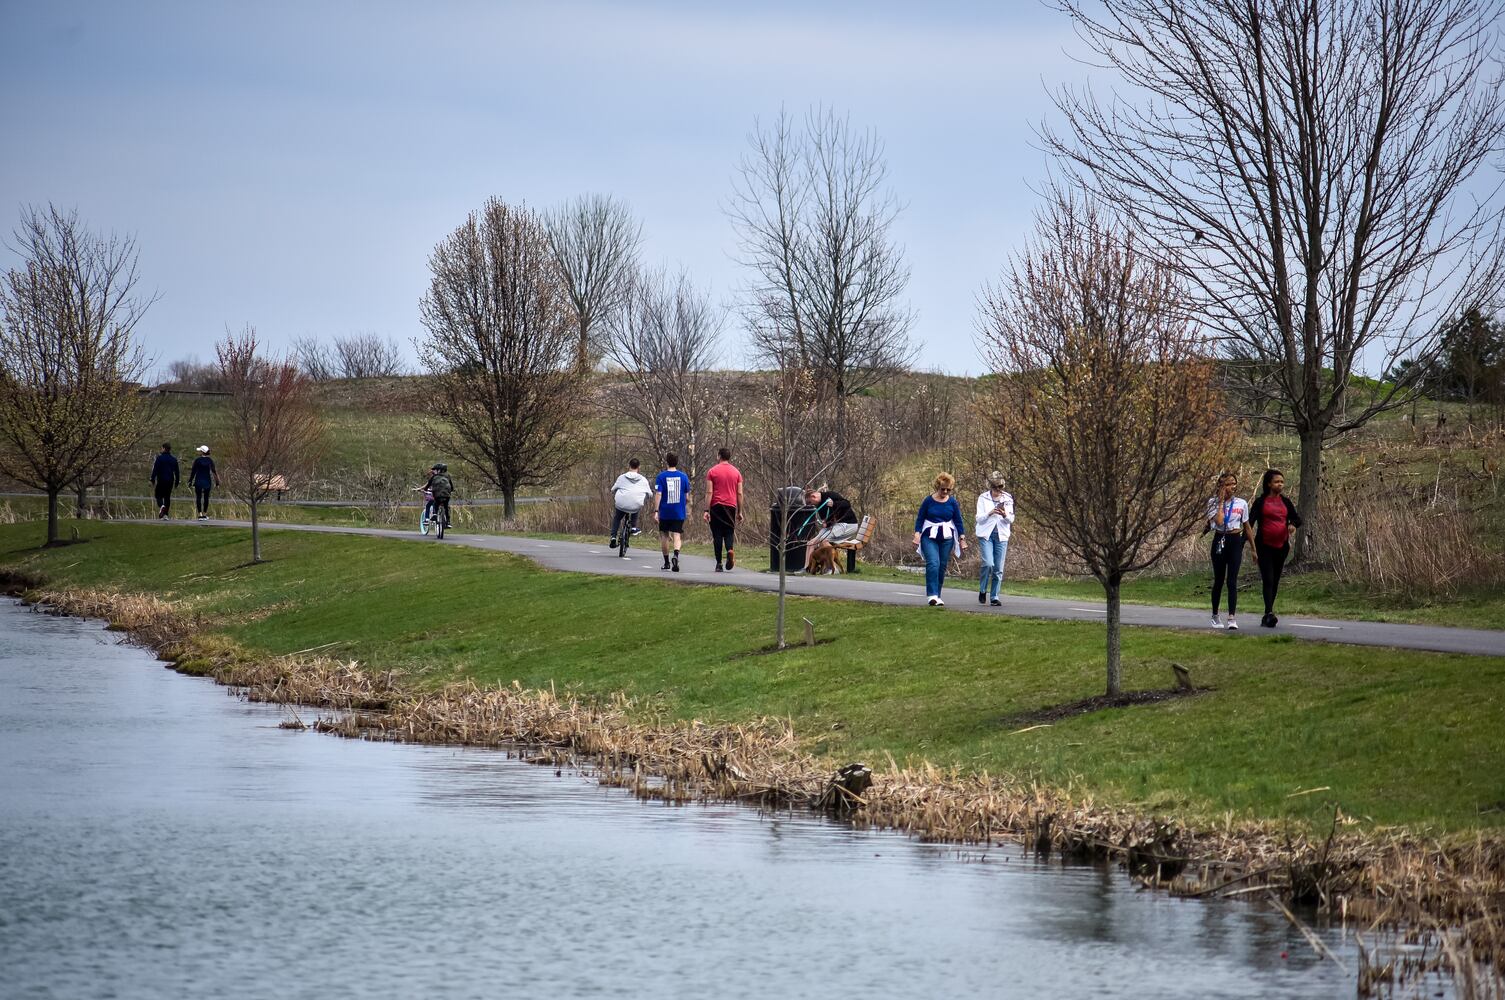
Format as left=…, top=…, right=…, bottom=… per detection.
left=0, top=0, right=1086, bottom=378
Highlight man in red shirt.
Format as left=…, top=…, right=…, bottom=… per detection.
left=703, top=447, right=745, bottom=572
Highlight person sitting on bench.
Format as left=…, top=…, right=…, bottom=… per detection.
left=801, top=485, right=859, bottom=569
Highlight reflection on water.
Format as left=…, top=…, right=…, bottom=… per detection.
left=0, top=600, right=1359, bottom=999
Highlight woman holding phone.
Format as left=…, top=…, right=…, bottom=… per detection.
left=974, top=471, right=1014, bottom=607
left=1205, top=471, right=1248, bottom=630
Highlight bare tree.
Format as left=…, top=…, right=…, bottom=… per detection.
left=601, top=267, right=723, bottom=483
left=333, top=332, right=405, bottom=379
left=730, top=107, right=917, bottom=470
left=291, top=335, right=336, bottom=382
left=216, top=327, right=324, bottom=563
left=0, top=205, right=156, bottom=545
left=1044, top=0, right=1505, bottom=561
left=420, top=197, right=590, bottom=517
left=545, top=193, right=642, bottom=372
left=979, top=196, right=1235, bottom=696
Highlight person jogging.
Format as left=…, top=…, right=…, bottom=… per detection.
left=149, top=443, right=179, bottom=519
left=609, top=458, right=653, bottom=549
left=424, top=463, right=454, bottom=534
left=652, top=452, right=691, bottom=572
left=1205, top=471, right=1249, bottom=630
left=1246, top=468, right=1303, bottom=628
left=974, top=471, right=1014, bottom=607
left=189, top=445, right=220, bottom=521
left=912, top=472, right=967, bottom=607
left=702, top=447, right=744, bottom=572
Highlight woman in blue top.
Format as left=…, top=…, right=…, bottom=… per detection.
left=189, top=445, right=220, bottom=521
left=912, top=472, right=967, bottom=607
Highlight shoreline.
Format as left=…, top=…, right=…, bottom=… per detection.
left=7, top=577, right=1502, bottom=992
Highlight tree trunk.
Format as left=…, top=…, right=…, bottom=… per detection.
left=74, top=485, right=88, bottom=519
left=250, top=498, right=262, bottom=563
left=503, top=487, right=517, bottom=520
left=1294, top=427, right=1323, bottom=564
left=576, top=316, right=590, bottom=374
left=46, top=487, right=60, bottom=545
left=1104, top=576, right=1122, bottom=697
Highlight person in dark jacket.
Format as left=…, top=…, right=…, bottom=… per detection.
left=189, top=446, right=220, bottom=520
left=1245, top=468, right=1303, bottom=628
left=424, top=463, right=454, bottom=533
left=150, top=443, right=179, bottom=519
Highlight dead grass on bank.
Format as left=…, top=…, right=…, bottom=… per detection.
left=16, top=584, right=1504, bottom=995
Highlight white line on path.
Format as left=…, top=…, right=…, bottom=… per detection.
left=1290, top=623, right=1342, bottom=630
left=1070, top=608, right=1109, bottom=614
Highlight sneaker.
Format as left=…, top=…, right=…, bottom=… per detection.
left=978, top=592, right=987, bottom=605
left=1270, top=614, right=1279, bottom=627
left=158, top=505, right=166, bottom=518
left=715, top=563, right=724, bottom=573
left=1210, top=614, right=1222, bottom=629
left=935, top=596, right=946, bottom=607
left=725, top=550, right=734, bottom=570
left=1260, top=613, right=1274, bottom=628
left=608, top=537, right=618, bottom=549
left=671, top=555, right=680, bottom=573
left=630, top=527, right=642, bottom=536
left=198, top=513, right=207, bottom=520
left=1226, top=618, right=1240, bottom=630
left=990, top=598, right=1001, bottom=607
left=927, top=596, right=939, bottom=606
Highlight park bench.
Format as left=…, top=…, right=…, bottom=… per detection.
left=254, top=474, right=289, bottom=501
left=829, top=514, right=875, bottom=573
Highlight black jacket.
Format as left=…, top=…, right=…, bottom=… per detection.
left=150, top=453, right=179, bottom=487
left=1247, top=493, right=1302, bottom=547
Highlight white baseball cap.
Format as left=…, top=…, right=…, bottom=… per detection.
left=196, top=445, right=210, bottom=453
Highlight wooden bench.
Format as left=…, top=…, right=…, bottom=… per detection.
left=254, top=474, right=289, bottom=501
left=829, top=514, right=875, bottom=573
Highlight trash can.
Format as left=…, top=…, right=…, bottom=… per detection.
left=769, top=488, right=819, bottom=572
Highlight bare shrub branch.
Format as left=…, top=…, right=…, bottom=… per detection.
left=545, top=194, right=642, bottom=372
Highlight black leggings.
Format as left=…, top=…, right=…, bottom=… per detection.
left=1209, top=533, right=1244, bottom=615
left=709, top=504, right=737, bottom=563
left=195, top=486, right=212, bottom=514
left=1256, top=543, right=1289, bottom=615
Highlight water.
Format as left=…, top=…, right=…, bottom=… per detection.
left=0, top=600, right=1360, bottom=998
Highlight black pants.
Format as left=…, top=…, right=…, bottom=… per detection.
left=709, top=504, right=737, bottom=563
left=1210, top=533, right=1244, bottom=615
left=610, top=508, right=639, bottom=541
left=1256, top=543, right=1289, bottom=615
left=195, top=486, right=212, bottom=515
left=154, top=484, right=173, bottom=516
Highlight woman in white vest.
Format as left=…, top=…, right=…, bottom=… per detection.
left=974, top=471, right=1014, bottom=606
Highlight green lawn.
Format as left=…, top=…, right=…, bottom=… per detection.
left=4, top=521, right=1502, bottom=834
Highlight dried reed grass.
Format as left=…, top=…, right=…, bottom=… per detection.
left=18, top=583, right=1503, bottom=992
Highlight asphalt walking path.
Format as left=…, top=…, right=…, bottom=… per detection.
left=144, top=518, right=1505, bottom=658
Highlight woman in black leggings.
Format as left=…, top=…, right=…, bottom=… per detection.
left=1205, top=472, right=1249, bottom=630
left=1245, top=469, right=1303, bottom=628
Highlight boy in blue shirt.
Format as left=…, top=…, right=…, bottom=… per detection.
left=652, top=452, right=692, bottom=572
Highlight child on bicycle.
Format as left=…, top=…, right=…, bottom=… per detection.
left=609, top=458, right=652, bottom=549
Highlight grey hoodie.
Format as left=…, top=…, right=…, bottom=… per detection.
left=611, top=471, right=652, bottom=512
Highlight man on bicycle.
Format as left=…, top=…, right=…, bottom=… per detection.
left=425, top=463, right=454, bottom=533
left=609, top=458, right=652, bottom=549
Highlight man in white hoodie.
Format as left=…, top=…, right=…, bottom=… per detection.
left=609, top=458, right=654, bottom=549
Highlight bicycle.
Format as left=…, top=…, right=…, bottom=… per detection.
left=611, top=508, right=638, bottom=558
left=416, top=488, right=448, bottom=539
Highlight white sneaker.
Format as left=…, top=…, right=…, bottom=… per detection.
left=935, top=596, right=946, bottom=607
left=1226, top=618, right=1239, bottom=630
left=1210, top=614, right=1222, bottom=629
left=927, top=596, right=939, bottom=606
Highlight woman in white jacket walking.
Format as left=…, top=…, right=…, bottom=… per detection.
left=975, top=471, right=1014, bottom=606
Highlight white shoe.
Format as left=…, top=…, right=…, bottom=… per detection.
left=935, top=596, right=946, bottom=607
left=927, top=596, right=939, bottom=607
left=1226, top=618, right=1239, bottom=630
left=1210, top=615, right=1222, bottom=629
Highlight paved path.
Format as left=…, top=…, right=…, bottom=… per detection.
left=144, top=518, right=1505, bottom=658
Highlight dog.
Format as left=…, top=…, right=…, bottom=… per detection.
left=806, top=539, right=842, bottom=575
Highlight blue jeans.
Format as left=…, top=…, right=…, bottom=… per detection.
left=920, top=534, right=952, bottom=598
left=978, top=533, right=1008, bottom=599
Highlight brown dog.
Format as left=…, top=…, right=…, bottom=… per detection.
left=806, top=540, right=842, bottom=575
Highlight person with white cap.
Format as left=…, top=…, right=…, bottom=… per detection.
left=189, top=445, right=220, bottom=520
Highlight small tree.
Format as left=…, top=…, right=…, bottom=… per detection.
left=980, top=196, right=1235, bottom=696
left=333, top=332, right=405, bottom=379
left=601, top=267, right=723, bottom=483
left=420, top=198, right=590, bottom=517
left=217, top=327, right=324, bottom=563
left=545, top=194, right=642, bottom=372
left=0, top=205, right=155, bottom=545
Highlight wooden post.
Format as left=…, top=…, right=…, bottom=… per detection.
left=802, top=617, right=815, bottom=647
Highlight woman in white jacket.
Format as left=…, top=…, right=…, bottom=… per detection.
left=975, top=471, right=1014, bottom=606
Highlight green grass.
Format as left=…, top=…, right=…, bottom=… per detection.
left=4, top=521, right=1502, bottom=834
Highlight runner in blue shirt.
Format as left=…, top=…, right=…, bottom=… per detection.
left=652, top=452, right=692, bottom=572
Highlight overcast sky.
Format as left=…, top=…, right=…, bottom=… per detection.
left=0, top=0, right=1086, bottom=377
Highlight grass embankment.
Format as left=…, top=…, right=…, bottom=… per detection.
left=3, top=521, right=1502, bottom=835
